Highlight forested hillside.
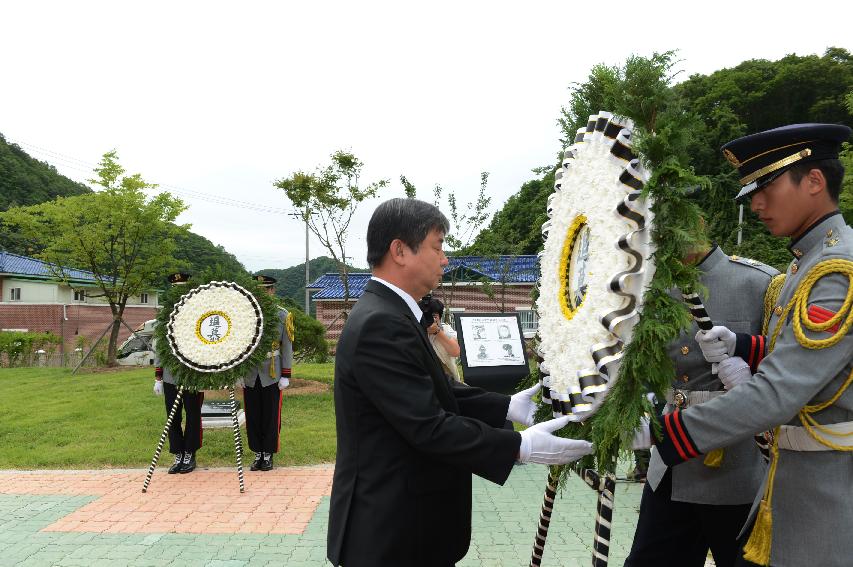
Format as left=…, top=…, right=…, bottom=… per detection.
left=471, top=48, right=853, bottom=270
left=257, top=256, right=366, bottom=316
left=0, top=135, right=249, bottom=280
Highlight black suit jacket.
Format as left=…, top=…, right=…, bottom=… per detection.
left=327, top=280, right=521, bottom=567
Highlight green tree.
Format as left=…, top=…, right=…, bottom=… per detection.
left=278, top=298, right=329, bottom=362
left=0, top=151, right=187, bottom=365
left=274, top=151, right=387, bottom=319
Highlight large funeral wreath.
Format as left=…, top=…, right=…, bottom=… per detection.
left=534, top=106, right=706, bottom=476
left=154, top=277, right=281, bottom=390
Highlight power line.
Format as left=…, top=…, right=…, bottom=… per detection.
left=9, top=138, right=298, bottom=216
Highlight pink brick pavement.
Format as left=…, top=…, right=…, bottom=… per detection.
left=0, top=465, right=334, bottom=535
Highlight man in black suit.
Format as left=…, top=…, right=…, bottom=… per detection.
left=327, top=198, right=593, bottom=567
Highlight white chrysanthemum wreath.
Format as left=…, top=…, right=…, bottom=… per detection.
left=536, top=112, right=655, bottom=419
left=166, top=281, right=264, bottom=372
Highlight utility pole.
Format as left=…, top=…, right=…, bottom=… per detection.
left=304, top=204, right=310, bottom=314
left=288, top=208, right=313, bottom=316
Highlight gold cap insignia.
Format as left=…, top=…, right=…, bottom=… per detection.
left=723, top=149, right=741, bottom=167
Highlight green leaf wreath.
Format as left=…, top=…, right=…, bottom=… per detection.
left=532, top=52, right=709, bottom=483
left=153, top=272, right=281, bottom=390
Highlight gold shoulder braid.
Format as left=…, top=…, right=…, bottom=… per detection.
left=743, top=259, right=853, bottom=565
left=286, top=311, right=296, bottom=343
left=762, top=273, right=787, bottom=335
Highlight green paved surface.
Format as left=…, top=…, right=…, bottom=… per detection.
left=0, top=464, right=643, bottom=566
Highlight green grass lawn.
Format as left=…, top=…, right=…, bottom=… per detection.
left=0, top=363, right=336, bottom=469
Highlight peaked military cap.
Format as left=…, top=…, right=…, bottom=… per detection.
left=167, top=272, right=191, bottom=285
left=721, top=123, right=851, bottom=201
left=254, top=274, right=277, bottom=287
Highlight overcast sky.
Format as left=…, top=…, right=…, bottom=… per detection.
left=2, top=1, right=851, bottom=275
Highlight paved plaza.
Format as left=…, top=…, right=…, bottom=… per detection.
left=0, top=463, right=650, bottom=566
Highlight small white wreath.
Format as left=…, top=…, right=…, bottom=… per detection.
left=536, top=112, right=656, bottom=418
left=166, top=281, right=264, bottom=372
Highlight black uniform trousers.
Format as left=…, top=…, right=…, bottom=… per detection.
left=163, top=382, right=204, bottom=455
left=243, top=373, right=283, bottom=454
left=624, top=469, right=752, bottom=567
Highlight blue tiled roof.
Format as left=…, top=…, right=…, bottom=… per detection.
left=0, top=251, right=98, bottom=283
left=444, top=255, right=538, bottom=283
left=307, top=256, right=538, bottom=300
left=307, top=272, right=373, bottom=300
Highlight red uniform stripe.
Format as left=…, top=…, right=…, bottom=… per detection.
left=276, top=391, right=284, bottom=453
left=671, top=410, right=699, bottom=457
left=664, top=413, right=688, bottom=461
left=748, top=336, right=757, bottom=368
left=809, top=305, right=840, bottom=333
left=198, top=392, right=205, bottom=447
left=756, top=335, right=765, bottom=366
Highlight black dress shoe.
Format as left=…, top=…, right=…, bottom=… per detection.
left=179, top=452, right=196, bottom=474
left=250, top=453, right=263, bottom=471
left=168, top=453, right=183, bottom=474
left=260, top=453, right=273, bottom=471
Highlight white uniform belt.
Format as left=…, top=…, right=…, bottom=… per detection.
left=665, top=389, right=725, bottom=408
left=777, top=422, right=853, bottom=451
left=266, top=350, right=280, bottom=359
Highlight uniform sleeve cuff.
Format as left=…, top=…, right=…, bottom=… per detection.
left=653, top=410, right=701, bottom=466
left=734, top=333, right=766, bottom=372
left=281, top=368, right=291, bottom=377
left=155, top=367, right=163, bottom=379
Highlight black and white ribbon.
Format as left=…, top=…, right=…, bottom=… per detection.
left=583, top=469, right=616, bottom=567
left=529, top=470, right=559, bottom=567
left=229, top=387, right=246, bottom=493
left=142, top=385, right=184, bottom=493
left=681, top=291, right=717, bottom=375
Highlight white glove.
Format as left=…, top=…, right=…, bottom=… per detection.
left=518, top=416, right=594, bottom=465
left=234, top=378, right=244, bottom=389
left=695, top=326, right=736, bottom=363
left=717, top=356, right=752, bottom=390
left=507, top=383, right=540, bottom=427
left=631, top=416, right=652, bottom=450
left=153, top=380, right=163, bottom=395
left=278, top=377, right=290, bottom=390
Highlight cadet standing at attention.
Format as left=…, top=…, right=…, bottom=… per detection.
left=640, top=123, right=853, bottom=567
left=153, top=272, right=204, bottom=474
left=242, top=275, right=293, bottom=472
left=626, top=236, right=779, bottom=567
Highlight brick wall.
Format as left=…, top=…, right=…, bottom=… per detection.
left=0, top=304, right=157, bottom=356
left=315, top=283, right=535, bottom=344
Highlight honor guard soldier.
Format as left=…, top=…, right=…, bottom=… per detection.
left=243, top=275, right=294, bottom=471
left=626, top=240, right=778, bottom=567
left=153, top=272, right=204, bottom=474
left=642, top=123, right=853, bottom=567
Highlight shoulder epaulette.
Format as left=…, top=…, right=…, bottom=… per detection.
left=728, top=255, right=779, bottom=277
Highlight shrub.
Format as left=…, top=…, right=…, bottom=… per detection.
left=0, top=331, right=62, bottom=367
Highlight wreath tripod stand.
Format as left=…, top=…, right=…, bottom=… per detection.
left=142, top=385, right=245, bottom=493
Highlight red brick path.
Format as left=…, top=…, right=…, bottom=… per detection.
left=0, top=466, right=334, bottom=535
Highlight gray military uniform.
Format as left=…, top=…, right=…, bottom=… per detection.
left=242, top=307, right=294, bottom=455
left=243, top=307, right=293, bottom=388
left=681, top=214, right=853, bottom=567
left=648, top=246, right=776, bottom=505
